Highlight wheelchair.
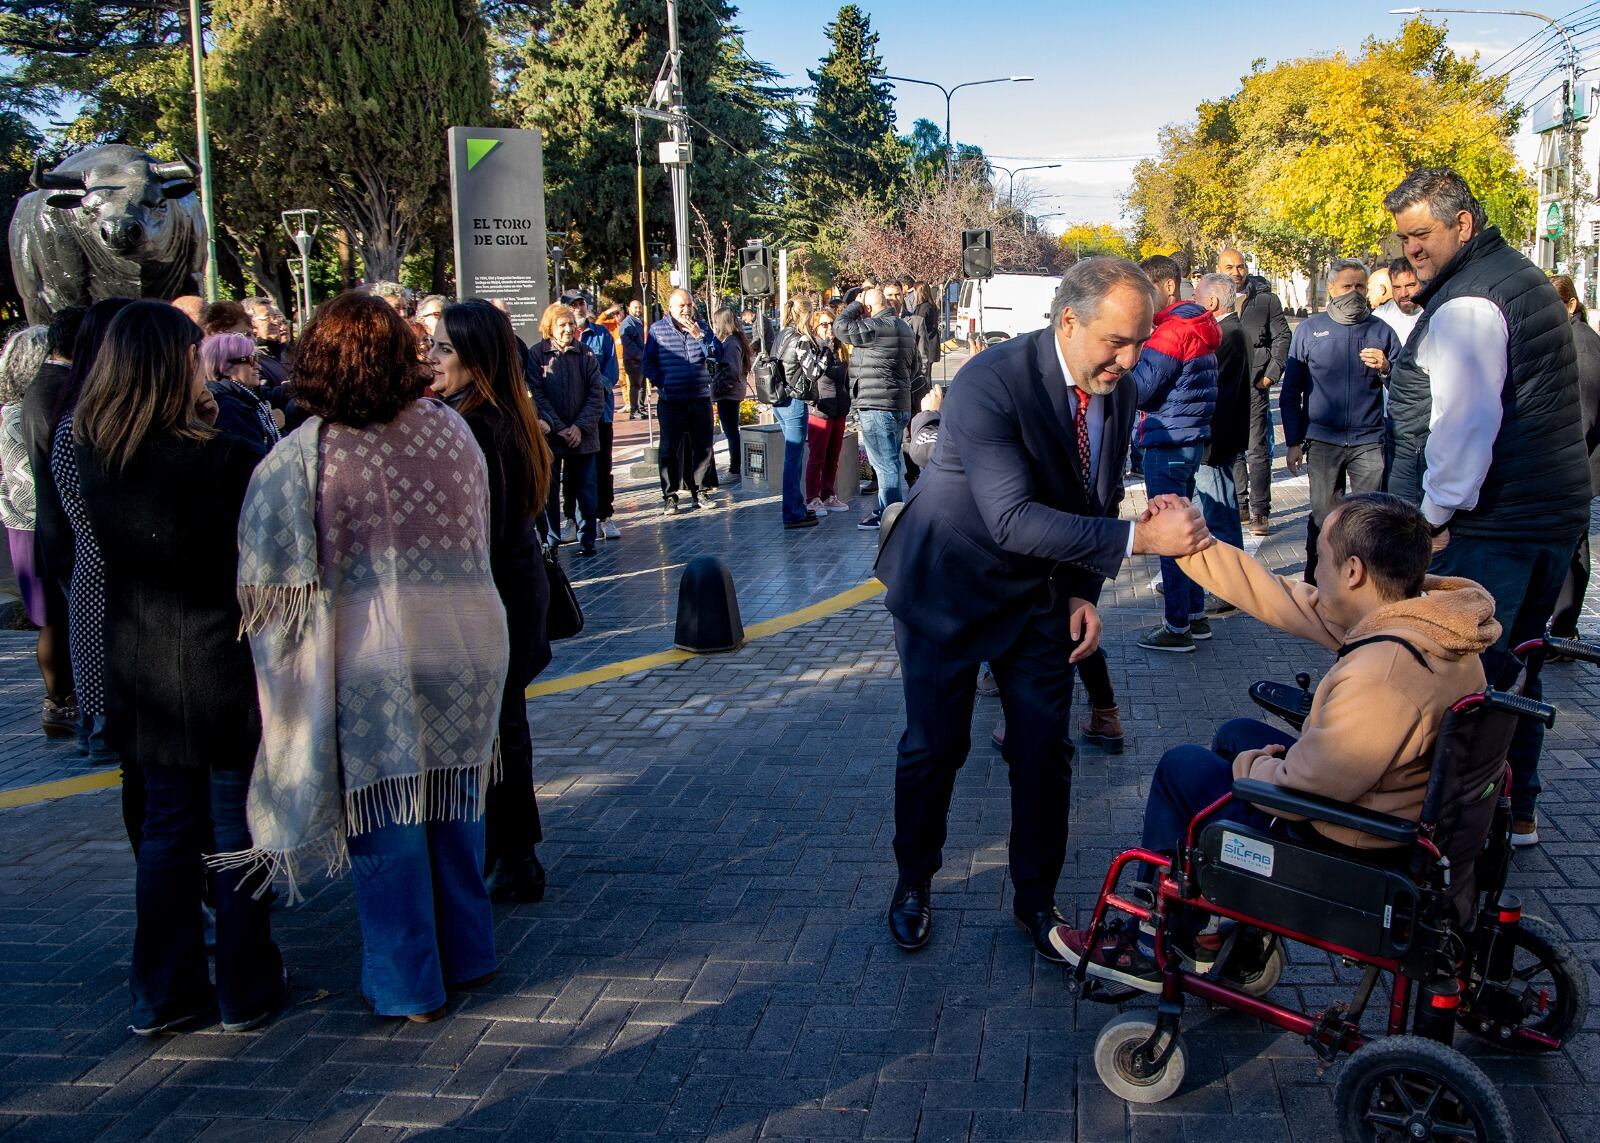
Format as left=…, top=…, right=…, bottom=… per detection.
left=1074, top=633, right=1597, bottom=1141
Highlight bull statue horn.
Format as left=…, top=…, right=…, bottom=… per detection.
left=29, top=157, right=87, bottom=192
left=149, top=158, right=196, bottom=181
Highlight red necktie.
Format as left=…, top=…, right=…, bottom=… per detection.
left=1072, top=387, right=1092, bottom=484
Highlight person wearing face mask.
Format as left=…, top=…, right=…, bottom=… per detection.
left=1280, top=259, right=1401, bottom=582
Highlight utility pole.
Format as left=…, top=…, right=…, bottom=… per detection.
left=187, top=0, right=219, bottom=300
left=665, top=0, right=692, bottom=297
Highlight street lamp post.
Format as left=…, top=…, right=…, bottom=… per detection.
left=1390, top=7, right=1583, bottom=271
left=186, top=0, right=219, bottom=301
left=881, top=74, right=1034, bottom=179
left=987, top=162, right=1062, bottom=207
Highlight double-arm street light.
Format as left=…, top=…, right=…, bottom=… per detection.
left=880, top=73, right=1035, bottom=179
left=988, top=161, right=1062, bottom=206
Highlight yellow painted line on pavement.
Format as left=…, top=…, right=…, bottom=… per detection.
left=524, top=578, right=885, bottom=699
left=0, top=769, right=120, bottom=810
left=0, top=579, right=887, bottom=811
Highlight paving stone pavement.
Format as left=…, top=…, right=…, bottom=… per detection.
left=0, top=425, right=1597, bottom=1142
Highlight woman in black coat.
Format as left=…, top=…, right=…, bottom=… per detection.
left=1551, top=275, right=1600, bottom=638
left=71, top=300, right=284, bottom=1035
left=427, top=300, right=555, bottom=902
left=528, top=304, right=605, bottom=556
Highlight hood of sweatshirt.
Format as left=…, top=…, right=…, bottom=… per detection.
left=1345, top=576, right=1501, bottom=661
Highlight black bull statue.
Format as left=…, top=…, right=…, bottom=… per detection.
left=8, top=144, right=208, bottom=324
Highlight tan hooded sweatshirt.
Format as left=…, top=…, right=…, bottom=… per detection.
left=1178, top=543, right=1501, bottom=849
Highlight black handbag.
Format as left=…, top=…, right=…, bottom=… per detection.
left=543, top=544, right=584, bottom=640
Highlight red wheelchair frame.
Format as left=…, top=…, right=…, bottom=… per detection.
left=1073, top=634, right=1596, bottom=1140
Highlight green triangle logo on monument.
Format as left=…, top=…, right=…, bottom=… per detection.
left=465, top=138, right=501, bottom=171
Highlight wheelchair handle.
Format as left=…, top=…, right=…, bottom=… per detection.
left=1453, top=689, right=1556, bottom=729
left=1515, top=634, right=1600, bottom=668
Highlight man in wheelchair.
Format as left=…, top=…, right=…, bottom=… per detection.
left=1051, top=491, right=1500, bottom=990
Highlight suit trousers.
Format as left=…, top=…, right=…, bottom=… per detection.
left=893, top=616, right=1077, bottom=913
left=657, top=398, right=714, bottom=498
left=1233, top=384, right=1274, bottom=517
left=1304, top=439, right=1385, bottom=582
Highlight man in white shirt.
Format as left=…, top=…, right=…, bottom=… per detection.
left=1372, top=258, right=1422, bottom=346
left=1383, top=167, right=1588, bottom=847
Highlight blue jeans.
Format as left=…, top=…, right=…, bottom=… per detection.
left=1139, top=718, right=1298, bottom=877
left=1432, top=531, right=1580, bottom=818
left=773, top=400, right=810, bottom=524
left=859, top=409, right=909, bottom=511
left=1143, top=444, right=1206, bottom=630
left=348, top=807, right=496, bottom=1016
left=131, top=766, right=284, bottom=1029
left=1195, top=462, right=1244, bottom=549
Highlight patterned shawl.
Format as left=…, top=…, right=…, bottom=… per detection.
left=215, top=400, right=509, bottom=898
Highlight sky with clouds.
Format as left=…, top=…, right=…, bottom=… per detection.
left=731, top=0, right=1581, bottom=232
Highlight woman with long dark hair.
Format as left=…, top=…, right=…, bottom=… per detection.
left=426, top=299, right=556, bottom=901
left=800, top=308, right=851, bottom=515
left=72, top=300, right=285, bottom=1035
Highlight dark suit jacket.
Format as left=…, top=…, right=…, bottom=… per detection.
left=875, top=328, right=1135, bottom=660
left=1207, top=314, right=1252, bottom=465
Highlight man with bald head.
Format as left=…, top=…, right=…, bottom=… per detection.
left=835, top=285, right=920, bottom=528
left=642, top=288, right=721, bottom=512
left=1216, top=249, right=1290, bottom=536
left=170, top=295, right=205, bottom=326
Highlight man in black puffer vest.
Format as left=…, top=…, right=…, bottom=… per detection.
left=1384, top=167, right=1588, bottom=848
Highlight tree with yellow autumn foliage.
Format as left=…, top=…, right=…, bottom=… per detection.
left=1128, top=18, right=1535, bottom=298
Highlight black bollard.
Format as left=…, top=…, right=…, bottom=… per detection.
left=674, top=556, right=745, bottom=653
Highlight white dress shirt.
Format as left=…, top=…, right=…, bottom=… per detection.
left=1374, top=299, right=1421, bottom=345
left=1055, top=336, right=1136, bottom=557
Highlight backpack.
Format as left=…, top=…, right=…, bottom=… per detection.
left=752, top=336, right=789, bottom=406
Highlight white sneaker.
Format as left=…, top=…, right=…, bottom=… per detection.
left=823, top=496, right=848, bottom=512
left=807, top=498, right=828, bottom=516
left=601, top=520, right=621, bottom=541
left=559, top=521, right=577, bottom=544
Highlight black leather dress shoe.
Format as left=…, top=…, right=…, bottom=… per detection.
left=888, top=878, right=932, bottom=950
left=1014, top=906, right=1070, bottom=963
left=486, top=853, right=547, bottom=903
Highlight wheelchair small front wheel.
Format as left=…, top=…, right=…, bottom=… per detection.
left=1093, top=1011, right=1187, bottom=1104
left=1334, top=1035, right=1512, bottom=1143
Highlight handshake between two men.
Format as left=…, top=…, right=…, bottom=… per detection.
left=1133, top=493, right=1215, bottom=558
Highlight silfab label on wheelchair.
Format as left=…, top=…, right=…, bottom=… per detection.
left=1072, top=633, right=1595, bottom=1142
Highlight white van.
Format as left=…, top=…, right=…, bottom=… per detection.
left=954, top=273, right=1060, bottom=344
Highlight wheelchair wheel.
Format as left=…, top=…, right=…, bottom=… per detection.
left=1218, top=929, right=1284, bottom=998
left=1465, top=914, right=1589, bottom=1053
left=1093, top=1011, right=1187, bottom=1104
left=1334, top=1035, right=1512, bottom=1143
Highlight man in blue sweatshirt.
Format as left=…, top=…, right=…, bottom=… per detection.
left=1280, top=259, right=1401, bottom=581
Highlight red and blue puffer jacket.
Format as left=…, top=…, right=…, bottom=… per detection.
left=1131, top=299, right=1220, bottom=447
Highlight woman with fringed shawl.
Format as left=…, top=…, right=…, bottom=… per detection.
left=221, top=292, right=509, bottom=1023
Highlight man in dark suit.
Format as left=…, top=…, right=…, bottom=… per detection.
left=874, top=257, right=1214, bottom=957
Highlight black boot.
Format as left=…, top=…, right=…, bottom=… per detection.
left=888, top=877, right=932, bottom=950
left=486, top=851, right=546, bottom=903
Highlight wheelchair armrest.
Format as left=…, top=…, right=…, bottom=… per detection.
left=1232, top=778, right=1418, bottom=845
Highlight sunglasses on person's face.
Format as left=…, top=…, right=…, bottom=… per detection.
left=227, top=357, right=258, bottom=367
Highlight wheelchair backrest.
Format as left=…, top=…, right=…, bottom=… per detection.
left=1416, top=696, right=1517, bottom=922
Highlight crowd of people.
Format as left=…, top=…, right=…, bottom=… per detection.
left=0, top=160, right=1591, bottom=1037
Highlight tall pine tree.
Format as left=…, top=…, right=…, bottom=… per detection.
left=508, top=0, right=782, bottom=296
left=778, top=5, right=907, bottom=276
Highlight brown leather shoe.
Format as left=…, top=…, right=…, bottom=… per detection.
left=1249, top=514, right=1270, bottom=537
left=1081, top=705, right=1124, bottom=754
